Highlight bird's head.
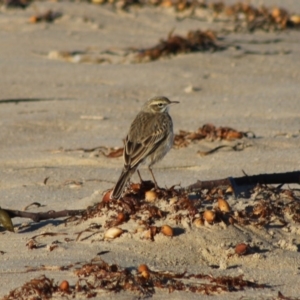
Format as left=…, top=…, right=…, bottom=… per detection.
left=144, top=96, right=179, bottom=113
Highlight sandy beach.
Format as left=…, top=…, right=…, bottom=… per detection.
left=0, top=0, right=300, bottom=298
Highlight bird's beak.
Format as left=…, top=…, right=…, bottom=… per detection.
left=170, top=101, right=180, bottom=105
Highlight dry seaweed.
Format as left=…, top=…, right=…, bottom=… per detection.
left=4, top=0, right=299, bottom=32
left=72, top=258, right=265, bottom=297
left=3, top=275, right=58, bottom=300
left=87, top=0, right=300, bottom=32
left=225, top=184, right=300, bottom=228
left=55, top=145, right=124, bottom=158
left=197, top=142, right=252, bottom=156
left=136, top=29, right=224, bottom=62
left=26, top=232, right=68, bottom=250
left=80, top=178, right=300, bottom=237
left=81, top=182, right=185, bottom=225
left=3, top=257, right=265, bottom=299
left=174, top=123, right=254, bottom=149
left=222, top=3, right=300, bottom=32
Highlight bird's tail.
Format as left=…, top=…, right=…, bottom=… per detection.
left=111, top=168, right=135, bottom=200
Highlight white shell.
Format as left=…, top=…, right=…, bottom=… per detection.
left=104, top=227, right=124, bottom=239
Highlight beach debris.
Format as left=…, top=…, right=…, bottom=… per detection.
left=136, top=29, right=224, bottom=62
left=0, top=208, right=14, bottom=232
left=102, top=189, right=113, bottom=203
left=184, top=84, right=201, bottom=93
left=193, top=217, right=204, bottom=227
left=3, top=257, right=265, bottom=299
left=47, top=242, right=60, bottom=252
left=47, top=50, right=110, bottom=64
left=160, top=224, right=174, bottom=237
left=2, top=275, right=58, bottom=300
left=138, top=264, right=150, bottom=279
left=104, top=227, right=125, bottom=239
left=26, top=239, right=39, bottom=250
left=145, top=190, right=158, bottom=202
left=3, top=172, right=299, bottom=235
left=75, top=225, right=102, bottom=241
left=174, top=123, right=255, bottom=149
left=2, top=0, right=29, bottom=8
left=222, top=3, right=300, bottom=32
left=4, top=0, right=299, bottom=33
left=25, top=232, right=68, bottom=249
left=44, top=28, right=224, bottom=65
left=79, top=179, right=300, bottom=237
left=23, top=202, right=42, bottom=211
left=115, top=212, right=128, bottom=224
left=45, top=33, right=220, bottom=64
left=71, top=258, right=266, bottom=295
left=235, top=243, right=249, bottom=256
left=55, top=145, right=123, bottom=158
left=104, top=211, right=129, bottom=228
left=203, top=210, right=216, bottom=224
left=217, top=198, right=231, bottom=212
left=29, top=10, right=62, bottom=23
left=88, top=0, right=300, bottom=32
left=59, top=280, right=70, bottom=293
left=197, top=142, right=252, bottom=156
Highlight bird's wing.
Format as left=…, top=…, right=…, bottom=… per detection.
left=124, top=114, right=169, bottom=169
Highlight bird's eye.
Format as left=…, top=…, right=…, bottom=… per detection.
left=157, top=103, right=163, bottom=107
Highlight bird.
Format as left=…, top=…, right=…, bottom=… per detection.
left=111, top=96, right=179, bottom=200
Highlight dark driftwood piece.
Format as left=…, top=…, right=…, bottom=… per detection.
left=5, top=209, right=84, bottom=222
left=186, top=171, right=300, bottom=192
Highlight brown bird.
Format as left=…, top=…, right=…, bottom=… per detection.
left=111, top=96, right=179, bottom=200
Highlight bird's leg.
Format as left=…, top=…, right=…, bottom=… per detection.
left=137, top=170, right=143, bottom=183
left=148, top=166, right=158, bottom=189
left=137, top=169, right=156, bottom=191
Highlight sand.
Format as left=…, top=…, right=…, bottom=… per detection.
left=0, top=0, right=300, bottom=299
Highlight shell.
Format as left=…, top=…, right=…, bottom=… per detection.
left=203, top=210, right=216, bottom=224
left=235, top=243, right=249, bottom=255
left=102, top=190, right=112, bottom=203
left=92, top=0, right=106, bottom=3
left=116, top=212, right=127, bottom=223
left=141, top=229, right=152, bottom=240
left=217, top=198, right=231, bottom=212
left=138, top=264, right=151, bottom=279
left=160, top=225, right=174, bottom=237
left=193, top=218, right=204, bottom=228
left=169, top=197, right=178, bottom=205
left=135, top=226, right=145, bottom=233
left=131, top=183, right=141, bottom=193
left=138, top=264, right=149, bottom=273
left=59, top=280, right=70, bottom=292
left=104, top=227, right=124, bottom=239
left=290, top=15, right=300, bottom=24
left=145, top=190, right=157, bottom=202
left=271, top=7, right=282, bottom=19
left=141, top=270, right=150, bottom=279
left=225, top=186, right=233, bottom=194
left=29, top=16, right=38, bottom=23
